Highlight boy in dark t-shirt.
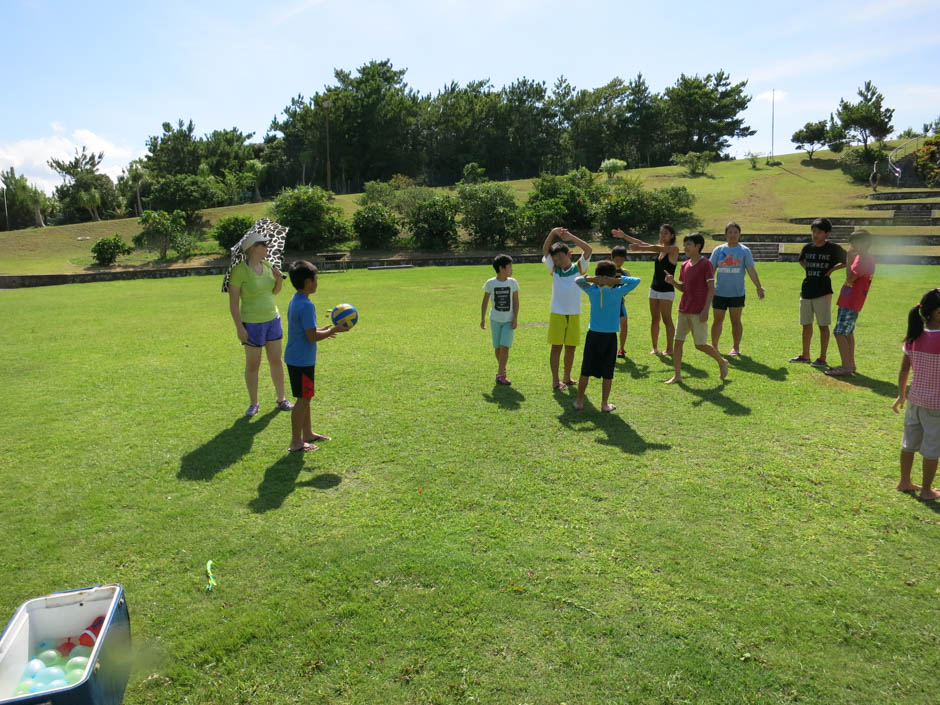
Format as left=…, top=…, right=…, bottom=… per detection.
left=789, top=218, right=846, bottom=368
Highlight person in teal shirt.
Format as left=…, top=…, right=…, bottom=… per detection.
left=227, top=231, right=293, bottom=417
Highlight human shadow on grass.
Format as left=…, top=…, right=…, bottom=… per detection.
left=178, top=409, right=278, bottom=481
left=827, top=372, right=897, bottom=399
left=678, top=380, right=751, bottom=416
left=554, top=390, right=671, bottom=455
left=248, top=453, right=342, bottom=514
left=898, top=490, right=940, bottom=514
left=653, top=354, right=707, bottom=379
left=727, top=354, right=788, bottom=382
left=616, top=356, right=650, bottom=380
left=482, top=385, right=526, bottom=410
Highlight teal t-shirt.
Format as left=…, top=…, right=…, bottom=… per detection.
left=229, top=261, right=278, bottom=323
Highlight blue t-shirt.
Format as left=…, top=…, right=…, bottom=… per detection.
left=576, top=276, right=641, bottom=333
left=710, top=244, right=755, bottom=298
left=284, top=292, right=317, bottom=367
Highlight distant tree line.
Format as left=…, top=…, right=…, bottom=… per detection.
left=2, top=59, right=756, bottom=231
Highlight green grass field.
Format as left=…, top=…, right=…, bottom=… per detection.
left=1, top=263, right=938, bottom=704
left=3, top=149, right=937, bottom=276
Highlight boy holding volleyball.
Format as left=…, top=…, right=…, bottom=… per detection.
left=481, top=254, right=520, bottom=385
left=284, top=261, right=347, bottom=453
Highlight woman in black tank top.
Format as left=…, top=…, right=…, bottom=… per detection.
left=611, top=225, right=680, bottom=355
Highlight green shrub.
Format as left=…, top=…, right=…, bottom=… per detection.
left=353, top=203, right=400, bottom=249
left=593, top=183, right=696, bottom=236
left=407, top=195, right=459, bottom=250
left=150, top=174, right=219, bottom=222
left=745, top=152, right=760, bottom=169
left=90, top=234, right=133, bottom=266
left=513, top=198, right=567, bottom=246
left=600, top=158, right=627, bottom=179
left=914, top=135, right=940, bottom=187
left=670, top=151, right=715, bottom=176
left=133, top=209, right=187, bottom=259
left=212, top=215, right=255, bottom=251
left=837, top=147, right=888, bottom=183
left=459, top=162, right=487, bottom=184
left=525, top=168, right=605, bottom=230
left=270, top=185, right=349, bottom=251
left=358, top=180, right=397, bottom=208
left=456, top=182, right=517, bottom=248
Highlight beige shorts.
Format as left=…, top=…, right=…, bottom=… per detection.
left=902, top=402, right=940, bottom=460
left=675, top=312, right=708, bottom=345
left=800, top=296, right=832, bottom=326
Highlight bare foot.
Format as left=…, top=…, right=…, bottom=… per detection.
left=719, top=359, right=729, bottom=380
left=601, top=403, right=617, bottom=412
left=650, top=348, right=661, bottom=356
left=664, top=349, right=673, bottom=356
left=573, top=398, right=584, bottom=410
left=919, top=487, right=940, bottom=501
left=288, top=443, right=318, bottom=453
left=664, top=375, right=680, bottom=385
left=896, top=482, right=922, bottom=493
left=563, top=379, right=576, bottom=387
left=728, top=349, right=740, bottom=357
left=553, top=381, right=568, bottom=391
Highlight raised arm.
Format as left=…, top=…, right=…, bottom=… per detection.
left=542, top=226, right=564, bottom=258
left=561, top=229, right=592, bottom=264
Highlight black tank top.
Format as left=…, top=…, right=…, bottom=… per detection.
left=651, top=253, right=677, bottom=292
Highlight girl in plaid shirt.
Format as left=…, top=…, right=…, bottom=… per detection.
left=894, top=288, right=940, bottom=501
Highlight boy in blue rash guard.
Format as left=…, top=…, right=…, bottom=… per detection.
left=572, top=260, right=642, bottom=412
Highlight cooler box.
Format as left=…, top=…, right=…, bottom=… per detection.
left=0, top=585, right=130, bottom=705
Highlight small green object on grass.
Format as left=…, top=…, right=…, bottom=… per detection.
left=205, top=560, right=217, bottom=592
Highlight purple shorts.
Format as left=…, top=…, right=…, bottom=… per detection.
left=243, top=316, right=283, bottom=347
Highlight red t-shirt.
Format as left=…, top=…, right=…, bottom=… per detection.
left=836, top=254, right=875, bottom=311
left=677, top=257, right=715, bottom=314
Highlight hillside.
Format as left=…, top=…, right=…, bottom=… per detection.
left=1, top=149, right=935, bottom=275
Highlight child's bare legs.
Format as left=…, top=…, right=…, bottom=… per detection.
left=728, top=307, right=743, bottom=354
left=574, top=376, right=588, bottom=409
left=834, top=333, right=855, bottom=371
left=696, top=343, right=729, bottom=380
left=801, top=323, right=813, bottom=359
left=711, top=308, right=726, bottom=350
left=289, top=397, right=313, bottom=451
left=550, top=344, right=563, bottom=387
left=649, top=298, right=660, bottom=354
left=563, top=345, right=576, bottom=384
left=898, top=450, right=920, bottom=492
left=660, top=300, right=675, bottom=355
left=600, top=378, right=614, bottom=411
left=921, top=458, right=939, bottom=500
left=495, top=346, right=509, bottom=377
left=665, top=339, right=683, bottom=384
left=264, top=339, right=288, bottom=401
left=817, top=325, right=830, bottom=361
left=619, top=317, right=628, bottom=352
left=244, top=346, right=263, bottom=404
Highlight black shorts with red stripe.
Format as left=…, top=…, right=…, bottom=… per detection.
left=287, top=364, right=316, bottom=399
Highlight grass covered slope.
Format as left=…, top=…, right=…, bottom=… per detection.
left=1, top=150, right=935, bottom=275
left=1, top=264, right=937, bottom=704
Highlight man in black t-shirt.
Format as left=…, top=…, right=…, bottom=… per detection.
left=789, top=218, right=846, bottom=368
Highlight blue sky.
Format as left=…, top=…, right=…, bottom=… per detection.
left=2, top=0, right=938, bottom=193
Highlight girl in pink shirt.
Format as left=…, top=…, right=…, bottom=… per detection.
left=894, top=288, right=940, bottom=501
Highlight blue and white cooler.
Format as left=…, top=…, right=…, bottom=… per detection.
left=0, top=585, right=130, bottom=705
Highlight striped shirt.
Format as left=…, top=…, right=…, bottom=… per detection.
left=904, top=328, right=940, bottom=409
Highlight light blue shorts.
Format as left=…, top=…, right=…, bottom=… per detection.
left=491, top=320, right=514, bottom=349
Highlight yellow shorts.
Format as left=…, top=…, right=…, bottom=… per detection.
left=547, top=313, right=581, bottom=346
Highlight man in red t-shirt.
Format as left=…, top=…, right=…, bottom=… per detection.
left=663, top=233, right=729, bottom=384
left=826, top=229, right=875, bottom=377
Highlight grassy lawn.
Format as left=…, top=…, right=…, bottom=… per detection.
left=1, top=263, right=938, bottom=704
left=2, top=149, right=938, bottom=275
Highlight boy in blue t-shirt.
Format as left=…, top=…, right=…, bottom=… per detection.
left=709, top=221, right=765, bottom=356
left=284, top=261, right=347, bottom=453
left=572, top=260, right=641, bottom=412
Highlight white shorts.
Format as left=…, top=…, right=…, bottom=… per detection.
left=649, top=289, right=676, bottom=301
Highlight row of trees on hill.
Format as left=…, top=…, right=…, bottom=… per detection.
left=2, top=60, right=755, bottom=231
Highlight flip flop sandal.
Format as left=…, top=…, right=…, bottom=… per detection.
left=602, top=404, right=617, bottom=413
left=306, top=433, right=332, bottom=442
left=288, top=443, right=319, bottom=453
left=553, top=382, right=568, bottom=391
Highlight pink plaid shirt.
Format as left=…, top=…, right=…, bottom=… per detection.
left=904, top=329, right=940, bottom=409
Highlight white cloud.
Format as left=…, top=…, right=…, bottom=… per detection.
left=0, top=129, right=143, bottom=195
left=755, top=90, right=788, bottom=103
